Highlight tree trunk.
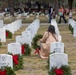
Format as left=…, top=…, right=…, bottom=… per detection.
left=8, top=0, right=14, bottom=16
left=68, top=0, right=74, bottom=10
left=55, top=0, right=59, bottom=14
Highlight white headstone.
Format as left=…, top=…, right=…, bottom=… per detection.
left=50, top=42, right=64, bottom=53
left=0, top=54, right=13, bottom=68
left=0, top=20, right=3, bottom=28
left=73, top=23, right=76, bottom=37
left=16, top=35, right=26, bottom=44
left=0, top=28, right=6, bottom=42
left=26, top=15, right=30, bottom=18
left=8, top=43, right=22, bottom=55
left=49, top=53, right=68, bottom=70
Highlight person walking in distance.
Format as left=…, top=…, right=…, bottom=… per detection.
left=48, top=4, right=53, bottom=23
left=58, top=5, right=67, bottom=23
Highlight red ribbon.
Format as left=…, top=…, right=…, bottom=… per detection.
left=21, top=45, right=25, bottom=54
left=12, top=55, right=19, bottom=65
left=0, top=70, right=7, bottom=75
left=6, top=31, right=9, bottom=38
left=54, top=68, right=64, bottom=75
left=34, top=48, right=40, bottom=55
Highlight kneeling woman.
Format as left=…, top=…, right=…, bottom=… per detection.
left=39, top=25, right=58, bottom=59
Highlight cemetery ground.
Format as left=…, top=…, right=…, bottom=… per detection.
left=0, top=15, right=76, bottom=75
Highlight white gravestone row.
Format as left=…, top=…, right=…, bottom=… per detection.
left=49, top=20, right=68, bottom=70
left=22, top=13, right=28, bottom=16
left=51, top=19, right=60, bottom=35
left=16, top=19, right=40, bottom=46
left=51, top=19, right=62, bottom=41
left=0, top=19, right=22, bottom=42
left=3, top=19, right=22, bottom=34
left=0, top=54, right=13, bottom=69
left=4, top=15, right=12, bottom=20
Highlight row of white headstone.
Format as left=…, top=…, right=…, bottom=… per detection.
left=16, top=19, right=40, bottom=47
left=4, top=15, right=12, bottom=20
left=51, top=19, right=62, bottom=41
left=0, top=19, right=24, bottom=69
left=49, top=20, right=68, bottom=70
left=68, top=18, right=76, bottom=37
left=0, top=19, right=22, bottom=42
left=7, top=19, right=40, bottom=57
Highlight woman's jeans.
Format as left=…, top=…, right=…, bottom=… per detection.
left=59, top=15, right=67, bottom=23
left=49, top=14, right=52, bottom=23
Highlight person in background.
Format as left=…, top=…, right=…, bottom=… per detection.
left=58, top=5, right=67, bottom=23
left=39, top=25, right=58, bottom=59
left=69, top=9, right=73, bottom=19
left=48, top=3, right=53, bottom=23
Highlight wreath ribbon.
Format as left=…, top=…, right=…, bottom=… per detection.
left=21, top=45, right=25, bottom=54
left=0, top=70, right=7, bottom=75
left=34, top=48, right=40, bottom=55
left=12, top=55, right=19, bottom=65
left=54, top=68, right=64, bottom=75
left=6, top=31, right=9, bottom=38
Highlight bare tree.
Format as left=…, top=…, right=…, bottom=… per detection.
left=68, top=0, right=74, bottom=10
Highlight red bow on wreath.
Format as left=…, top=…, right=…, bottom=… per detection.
left=0, top=70, right=7, bottom=75
left=54, top=68, right=64, bottom=75
left=6, top=31, right=9, bottom=38
left=21, top=45, right=25, bottom=54
left=12, top=55, right=19, bottom=65
left=34, top=48, right=40, bottom=55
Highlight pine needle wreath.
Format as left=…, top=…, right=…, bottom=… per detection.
left=21, top=43, right=32, bottom=56
left=69, top=25, right=73, bottom=34
left=0, top=42, right=2, bottom=47
left=8, top=53, right=23, bottom=71
left=0, top=67, right=15, bottom=75
left=6, top=30, right=12, bottom=39
left=48, top=65, right=72, bottom=75
left=13, top=55, right=23, bottom=71
left=32, top=34, right=43, bottom=49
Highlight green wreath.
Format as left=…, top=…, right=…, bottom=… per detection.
left=0, top=42, right=2, bottom=47
left=8, top=53, right=23, bottom=71
left=13, top=55, right=23, bottom=71
left=0, top=67, right=15, bottom=75
left=23, top=43, right=32, bottom=56
left=48, top=65, right=72, bottom=75
left=69, top=24, right=73, bottom=34
left=32, top=34, right=43, bottom=49
left=6, top=30, right=12, bottom=39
